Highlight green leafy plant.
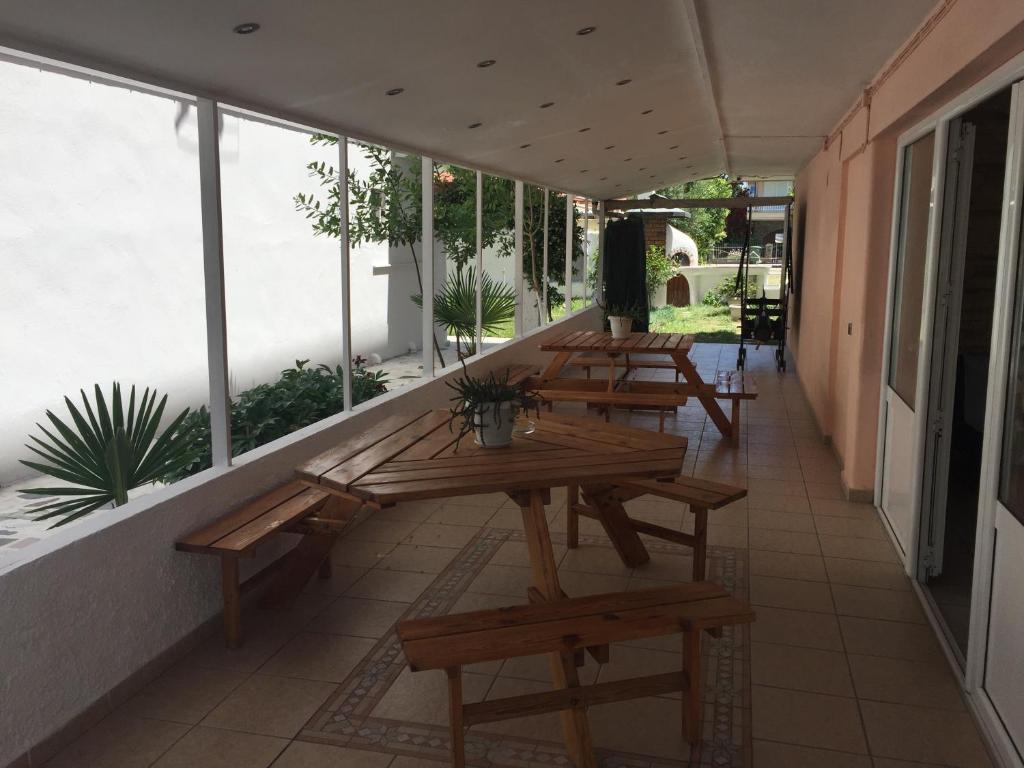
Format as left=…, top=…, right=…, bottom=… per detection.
left=162, top=359, right=389, bottom=483
left=20, top=384, right=201, bottom=527
left=702, top=274, right=759, bottom=307
left=645, top=245, right=676, bottom=301
left=445, top=362, right=537, bottom=447
left=412, top=267, right=516, bottom=357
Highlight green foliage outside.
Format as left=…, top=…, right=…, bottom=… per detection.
left=20, top=384, right=203, bottom=527
left=656, top=176, right=733, bottom=261
left=645, top=245, right=676, bottom=301
left=412, top=267, right=516, bottom=355
left=701, top=274, right=759, bottom=307
left=164, top=360, right=388, bottom=483
left=649, top=305, right=739, bottom=343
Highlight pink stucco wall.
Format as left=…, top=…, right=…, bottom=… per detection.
left=791, top=0, right=1024, bottom=496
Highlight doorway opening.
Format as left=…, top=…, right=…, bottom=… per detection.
left=919, top=87, right=1012, bottom=661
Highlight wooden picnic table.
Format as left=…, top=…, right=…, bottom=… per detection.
left=538, top=329, right=737, bottom=440
left=298, top=409, right=687, bottom=766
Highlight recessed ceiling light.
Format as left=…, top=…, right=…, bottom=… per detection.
left=639, top=167, right=646, bottom=171
left=468, top=122, right=483, bottom=129
left=580, top=169, right=589, bottom=173
left=233, top=22, right=260, bottom=34
left=686, top=165, right=694, bottom=169
left=678, top=156, right=687, bottom=160
left=385, top=87, right=404, bottom=96
left=477, top=59, right=496, bottom=68
left=576, top=26, right=597, bottom=35
left=649, top=174, right=656, bottom=178
left=623, top=157, right=632, bottom=162
left=520, top=143, right=531, bottom=149
left=616, top=78, right=632, bottom=86
left=539, top=101, right=555, bottom=109
left=669, top=145, right=679, bottom=150
left=604, top=145, right=615, bottom=150
left=615, top=183, right=622, bottom=187
left=657, top=130, right=669, bottom=135
left=600, top=176, right=608, bottom=181
left=578, top=127, right=591, bottom=133
left=555, top=158, right=565, bottom=163
left=642, top=109, right=653, bottom=115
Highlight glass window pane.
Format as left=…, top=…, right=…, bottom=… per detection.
left=522, top=184, right=548, bottom=332
left=999, top=212, right=1024, bottom=523
left=433, top=163, right=480, bottom=362
left=346, top=142, right=423, bottom=392
left=888, top=132, right=936, bottom=407
left=481, top=174, right=516, bottom=345
left=0, top=62, right=207, bottom=539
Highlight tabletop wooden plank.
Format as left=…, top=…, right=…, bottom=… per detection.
left=320, top=410, right=452, bottom=492
left=542, top=328, right=580, bottom=348
left=540, top=330, right=587, bottom=351
left=536, top=412, right=687, bottom=450
left=380, top=446, right=587, bottom=473
left=635, top=332, right=658, bottom=350
left=298, top=410, right=427, bottom=482
left=390, top=417, right=461, bottom=461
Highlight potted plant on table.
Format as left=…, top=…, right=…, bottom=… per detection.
left=605, top=304, right=638, bottom=340
left=446, top=363, right=537, bottom=448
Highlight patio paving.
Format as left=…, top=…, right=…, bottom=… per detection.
left=38, top=344, right=992, bottom=768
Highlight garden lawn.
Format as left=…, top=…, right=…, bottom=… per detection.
left=649, top=305, right=740, bottom=343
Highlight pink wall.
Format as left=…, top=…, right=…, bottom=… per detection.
left=791, top=0, right=1024, bottom=496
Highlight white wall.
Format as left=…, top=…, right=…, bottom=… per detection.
left=0, top=308, right=602, bottom=767
left=0, top=61, right=423, bottom=484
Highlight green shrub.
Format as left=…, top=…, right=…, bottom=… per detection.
left=702, top=274, right=759, bottom=307
left=646, top=245, right=676, bottom=300
left=163, top=359, right=388, bottom=482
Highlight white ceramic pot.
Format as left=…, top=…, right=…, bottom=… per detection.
left=474, top=401, right=516, bottom=447
left=608, top=315, right=633, bottom=339
left=729, top=303, right=741, bottom=320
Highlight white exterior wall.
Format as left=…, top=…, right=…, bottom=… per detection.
left=0, top=61, right=421, bottom=484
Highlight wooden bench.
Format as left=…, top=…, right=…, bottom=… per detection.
left=397, top=583, right=755, bottom=766
left=712, top=370, right=758, bottom=446
left=567, top=476, right=746, bottom=580
left=530, top=377, right=704, bottom=431
left=503, top=363, right=539, bottom=387
left=176, top=480, right=359, bottom=648
left=572, top=353, right=682, bottom=382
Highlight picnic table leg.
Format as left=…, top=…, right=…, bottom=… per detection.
left=682, top=628, right=702, bottom=744
left=579, top=486, right=650, bottom=568
left=519, top=488, right=596, bottom=768
left=541, top=350, right=573, bottom=382
left=446, top=667, right=466, bottom=768
left=691, top=507, right=708, bottom=581
left=566, top=484, right=580, bottom=548
left=731, top=399, right=741, bottom=447
left=671, top=352, right=733, bottom=441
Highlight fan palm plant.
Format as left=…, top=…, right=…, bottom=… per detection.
left=20, top=383, right=202, bottom=527
left=413, top=267, right=517, bottom=357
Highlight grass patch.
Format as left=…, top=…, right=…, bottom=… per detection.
left=649, top=305, right=740, bottom=343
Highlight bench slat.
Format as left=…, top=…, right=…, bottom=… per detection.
left=536, top=390, right=689, bottom=407
left=211, top=488, right=333, bottom=555
left=611, top=476, right=746, bottom=509
left=175, top=480, right=312, bottom=553
left=714, top=371, right=758, bottom=399
left=401, top=593, right=753, bottom=671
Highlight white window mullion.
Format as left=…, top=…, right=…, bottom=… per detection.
left=338, top=138, right=353, bottom=410
left=583, top=200, right=591, bottom=303
left=422, top=156, right=435, bottom=375
left=514, top=180, right=524, bottom=337
left=196, top=98, right=231, bottom=467
left=565, top=193, right=573, bottom=314
left=597, top=200, right=606, bottom=305
left=542, top=188, right=549, bottom=324
left=475, top=170, right=483, bottom=351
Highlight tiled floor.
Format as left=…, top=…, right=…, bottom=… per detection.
left=40, top=344, right=994, bottom=768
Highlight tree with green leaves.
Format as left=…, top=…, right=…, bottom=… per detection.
left=656, top=176, right=733, bottom=261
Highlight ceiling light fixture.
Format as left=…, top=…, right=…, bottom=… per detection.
left=580, top=169, right=589, bottom=173
left=233, top=22, right=260, bottom=34
left=477, top=59, right=496, bottom=68
left=600, top=176, right=608, bottom=181
left=578, top=127, right=591, bottom=133
left=540, top=102, right=555, bottom=109
left=385, top=87, right=404, bottom=96
left=623, top=157, right=632, bottom=162
left=555, top=158, right=565, bottom=163
left=639, top=167, right=646, bottom=171
left=468, top=122, right=482, bottom=129
left=604, top=145, right=615, bottom=150
left=642, top=109, right=653, bottom=115
left=520, top=143, right=531, bottom=149
left=576, top=26, right=597, bottom=35
left=657, top=130, right=668, bottom=135
left=669, top=145, right=679, bottom=150
left=616, top=78, right=632, bottom=86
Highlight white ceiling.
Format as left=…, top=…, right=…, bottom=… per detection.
left=0, top=0, right=937, bottom=198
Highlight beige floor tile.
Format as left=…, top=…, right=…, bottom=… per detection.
left=708, top=524, right=748, bottom=548
left=498, top=653, right=600, bottom=685
left=448, top=591, right=515, bottom=614
left=744, top=492, right=811, bottom=514
left=750, top=606, right=844, bottom=650
left=489, top=539, right=566, bottom=568
left=445, top=492, right=508, bottom=509
left=124, top=663, right=246, bottom=725
left=753, top=740, right=871, bottom=767
left=46, top=713, right=188, bottom=768
left=747, top=464, right=806, bottom=481
left=871, top=759, right=948, bottom=768
left=467, top=564, right=533, bottom=598
left=831, top=585, right=926, bottom=623
left=748, top=508, right=817, bottom=533
left=426, top=504, right=490, bottom=527
left=751, top=642, right=854, bottom=696
left=804, top=482, right=845, bottom=500
left=377, top=544, right=457, bottom=574
left=404, top=522, right=479, bottom=549
left=747, top=478, right=807, bottom=496
left=596, top=643, right=680, bottom=684
left=848, top=654, right=964, bottom=710
left=810, top=499, right=878, bottom=520
left=202, top=674, right=337, bottom=738
left=151, top=726, right=287, bottom=768
left=311, top=597, right=409, bottom=638
left=303, top=565, right=367, bottom=596
left=824, top=558, right=910, bottom=591
left=838, top=616, right=945, bottom=662
left=330, top=538, right=396, bottom=568
left=345, top=519, right=420, bottom=544
left=184, top=624, right=296, bottom=676
left=389, top=757, right=447, bottom=768
left=376, top=500, right=442, bottom=522
left=631, top=552, right=694, bottom=582
left=751, top=686, right=867, bottom=753
left=373, top=667, right=491, bottom=727
left=750, top=575, right=835, bottom=613
left=346, top=570, right=435, bottom=602
left=270, top=742, right=395, bottom=768
left=814, top=515, right=886, bottom=540
left=559, top=545, right=633, bottom=576
left=557, top=569, right=630, bottom=597
left=818, top=535, right=898, bottom=563
left=860, top=700, right=991, bottom=767
left=589, top=696, right=689, bottom=757
left=749, top=528, right=821, bottom=555
left=473, top=676, right=565, bottom=743
left=750, top=550, right=827, bottom=582
left=260, top=632, right=375, bottom=683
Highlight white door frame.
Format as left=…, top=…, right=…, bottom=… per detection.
left=875, top=50, right=1024, bottom=768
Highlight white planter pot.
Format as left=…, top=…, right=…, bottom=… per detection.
left=729, top=303, right=741, bottom=321
left=608, top=315, right=633, bottom=339
left=474, top=401, right=516, bottom=447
